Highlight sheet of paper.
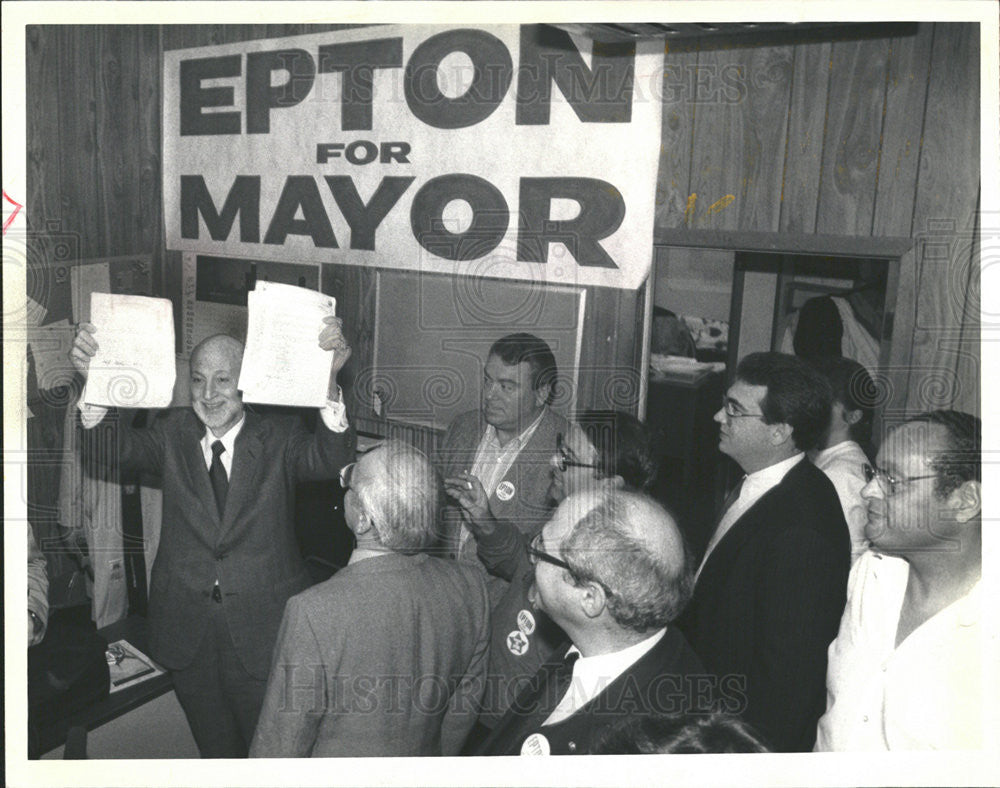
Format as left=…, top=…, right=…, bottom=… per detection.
left=238, top=281, right=336, bottom=407
left=28, top=319, right=76, bottom=390
left=70, top=262, right=111, bottom=323
left=82, top=293, right=177, bottom=408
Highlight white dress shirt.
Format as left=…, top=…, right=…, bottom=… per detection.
left=471, top=407, right=547, bottom=497
left=695, top=452, right=804, bottom=582
left=811, top=440, right=869, bottom=562
left=815, top=550, right=982, bottom=751
left=542, top=628, right=666, bottom=726
left=459, top=408, right=547, bottom=553
left=199, top=415, right=244, bottom=476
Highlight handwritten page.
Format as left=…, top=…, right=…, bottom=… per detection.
left=238, top=281, right=336, bottom=407
left=82, top=293, right=176, bottom=408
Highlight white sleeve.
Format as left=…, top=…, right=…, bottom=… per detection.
left=318, top=387, right=349, bottom=433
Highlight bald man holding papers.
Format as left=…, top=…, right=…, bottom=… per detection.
left=70, top=301, right=355, bottom=758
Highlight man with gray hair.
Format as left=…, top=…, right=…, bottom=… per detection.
left=251, top=440, right=491, bottom=757
left=476, top=488, right=707, bottom=756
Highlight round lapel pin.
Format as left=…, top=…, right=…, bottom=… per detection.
left=496, top=480, right=515, bottom=501
left=521, top=733, right=551, bottom=755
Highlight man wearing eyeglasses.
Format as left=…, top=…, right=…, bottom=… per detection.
left=475, top=488, right=707, bottom=756
left=674, top=351, right=850, bottom=752
left=815, top=410, right=982, bottom=751
left=251, top=441, right=490, bottom=757
left=69, top=318, right=355, bottom=758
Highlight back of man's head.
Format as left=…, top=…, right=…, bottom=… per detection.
left=561, top=490, right=691, bottom=633
left=355, top=440, right=443, bottom=553
left=808, top=355, right=878, bottom=449
left=736, top=352, right=832, bottom=451
left=488, top=333, right=557, bottom=396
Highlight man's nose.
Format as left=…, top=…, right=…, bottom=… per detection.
left=713, top=407, right=726, bottom=424
left=204, top=379, right=216, bottom=398
left=860, top=477, right=882, bottom=501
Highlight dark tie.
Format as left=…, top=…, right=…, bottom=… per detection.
left=209, top=440, right=228, bottom=517
left=698, top=475, right=746, bottom=571
left=719, top=475, right=746, bottom=522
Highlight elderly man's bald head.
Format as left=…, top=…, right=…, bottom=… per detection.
left=190, top=334, right=246, bottom=437
left=556, top=489, right=692, bottom=632
left=191, top=334, right=244, bottom=369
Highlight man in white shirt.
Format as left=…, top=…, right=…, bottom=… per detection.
left=808, top=356, right=877, bottom=561
left=475, top=488, right=707, bottom=756
left=815, top=410, right=982, bottom=751
left=69, top=318, right=355, bottom=757
left=675, top=352, right=850, bottom=751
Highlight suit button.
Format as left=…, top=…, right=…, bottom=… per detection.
left=567, top=741, right=577, bottom=752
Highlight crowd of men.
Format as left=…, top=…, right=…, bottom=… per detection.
left=62, top=320, right=983, bottom=757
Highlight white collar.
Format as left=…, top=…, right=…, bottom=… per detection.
left=743, top=452, right=804, bottom=492
left=485, top=405, right=547, bottom=449
left=201, top=413, right=245, bottom=456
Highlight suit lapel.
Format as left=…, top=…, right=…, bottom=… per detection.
left=697, top=459, right=806, bottom=590
left=181, top=412, right=222, bottom=528
left=222, top=412, right=262, bottom=538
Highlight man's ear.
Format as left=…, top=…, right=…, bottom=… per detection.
left=534, top=383, right=552, bottom=408
left=949, top=480, right=981, bottom=524
left=578, top=580, right=608, bottom=620
left=769, top=422, right=794, bottom=447
left=352, top=507, right=376, bottom=537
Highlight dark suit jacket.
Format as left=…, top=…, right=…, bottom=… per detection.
left=675, top=457, right=850, bottom=752
left=437, top=406, right=569, bottom=554
left=103, top=407, right=354, bottom=679
left=476, top=627, right=707, bottom=756
left=250, top=553, right=491, bottom=757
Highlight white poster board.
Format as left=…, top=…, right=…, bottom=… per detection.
left=163, top=25, right=663, bottom=290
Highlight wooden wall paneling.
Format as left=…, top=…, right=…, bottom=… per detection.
left=95, top=26, right=130, bottom=256
left=162, top=23, right=357, bottom=51
left=138, top=26, right=163, bottom=280
left=57, top=27, right=100, bottom=260
left=871, top=24, right=933, bottom=238
left=815, top=38, right=890, bottom=235
left=736, top=45, right=794, bottom=232
left=779, top=40, right=831, bottom=234
left=655, top=44, right=697, bottom=229
left=906, top=23, right=980, bottom=415
left=952, top=203, right=981, bottom=417
left=687, top=46, right=746, bottom=231
left=116, top=27, right=145, bottom=255
left=876, top=244, right=916, bottom=442
left=25, top=27, right=62, bottom=241
left=577, top=286, right=642, bottom=415
left=160, top=26, right=186, bottom=51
